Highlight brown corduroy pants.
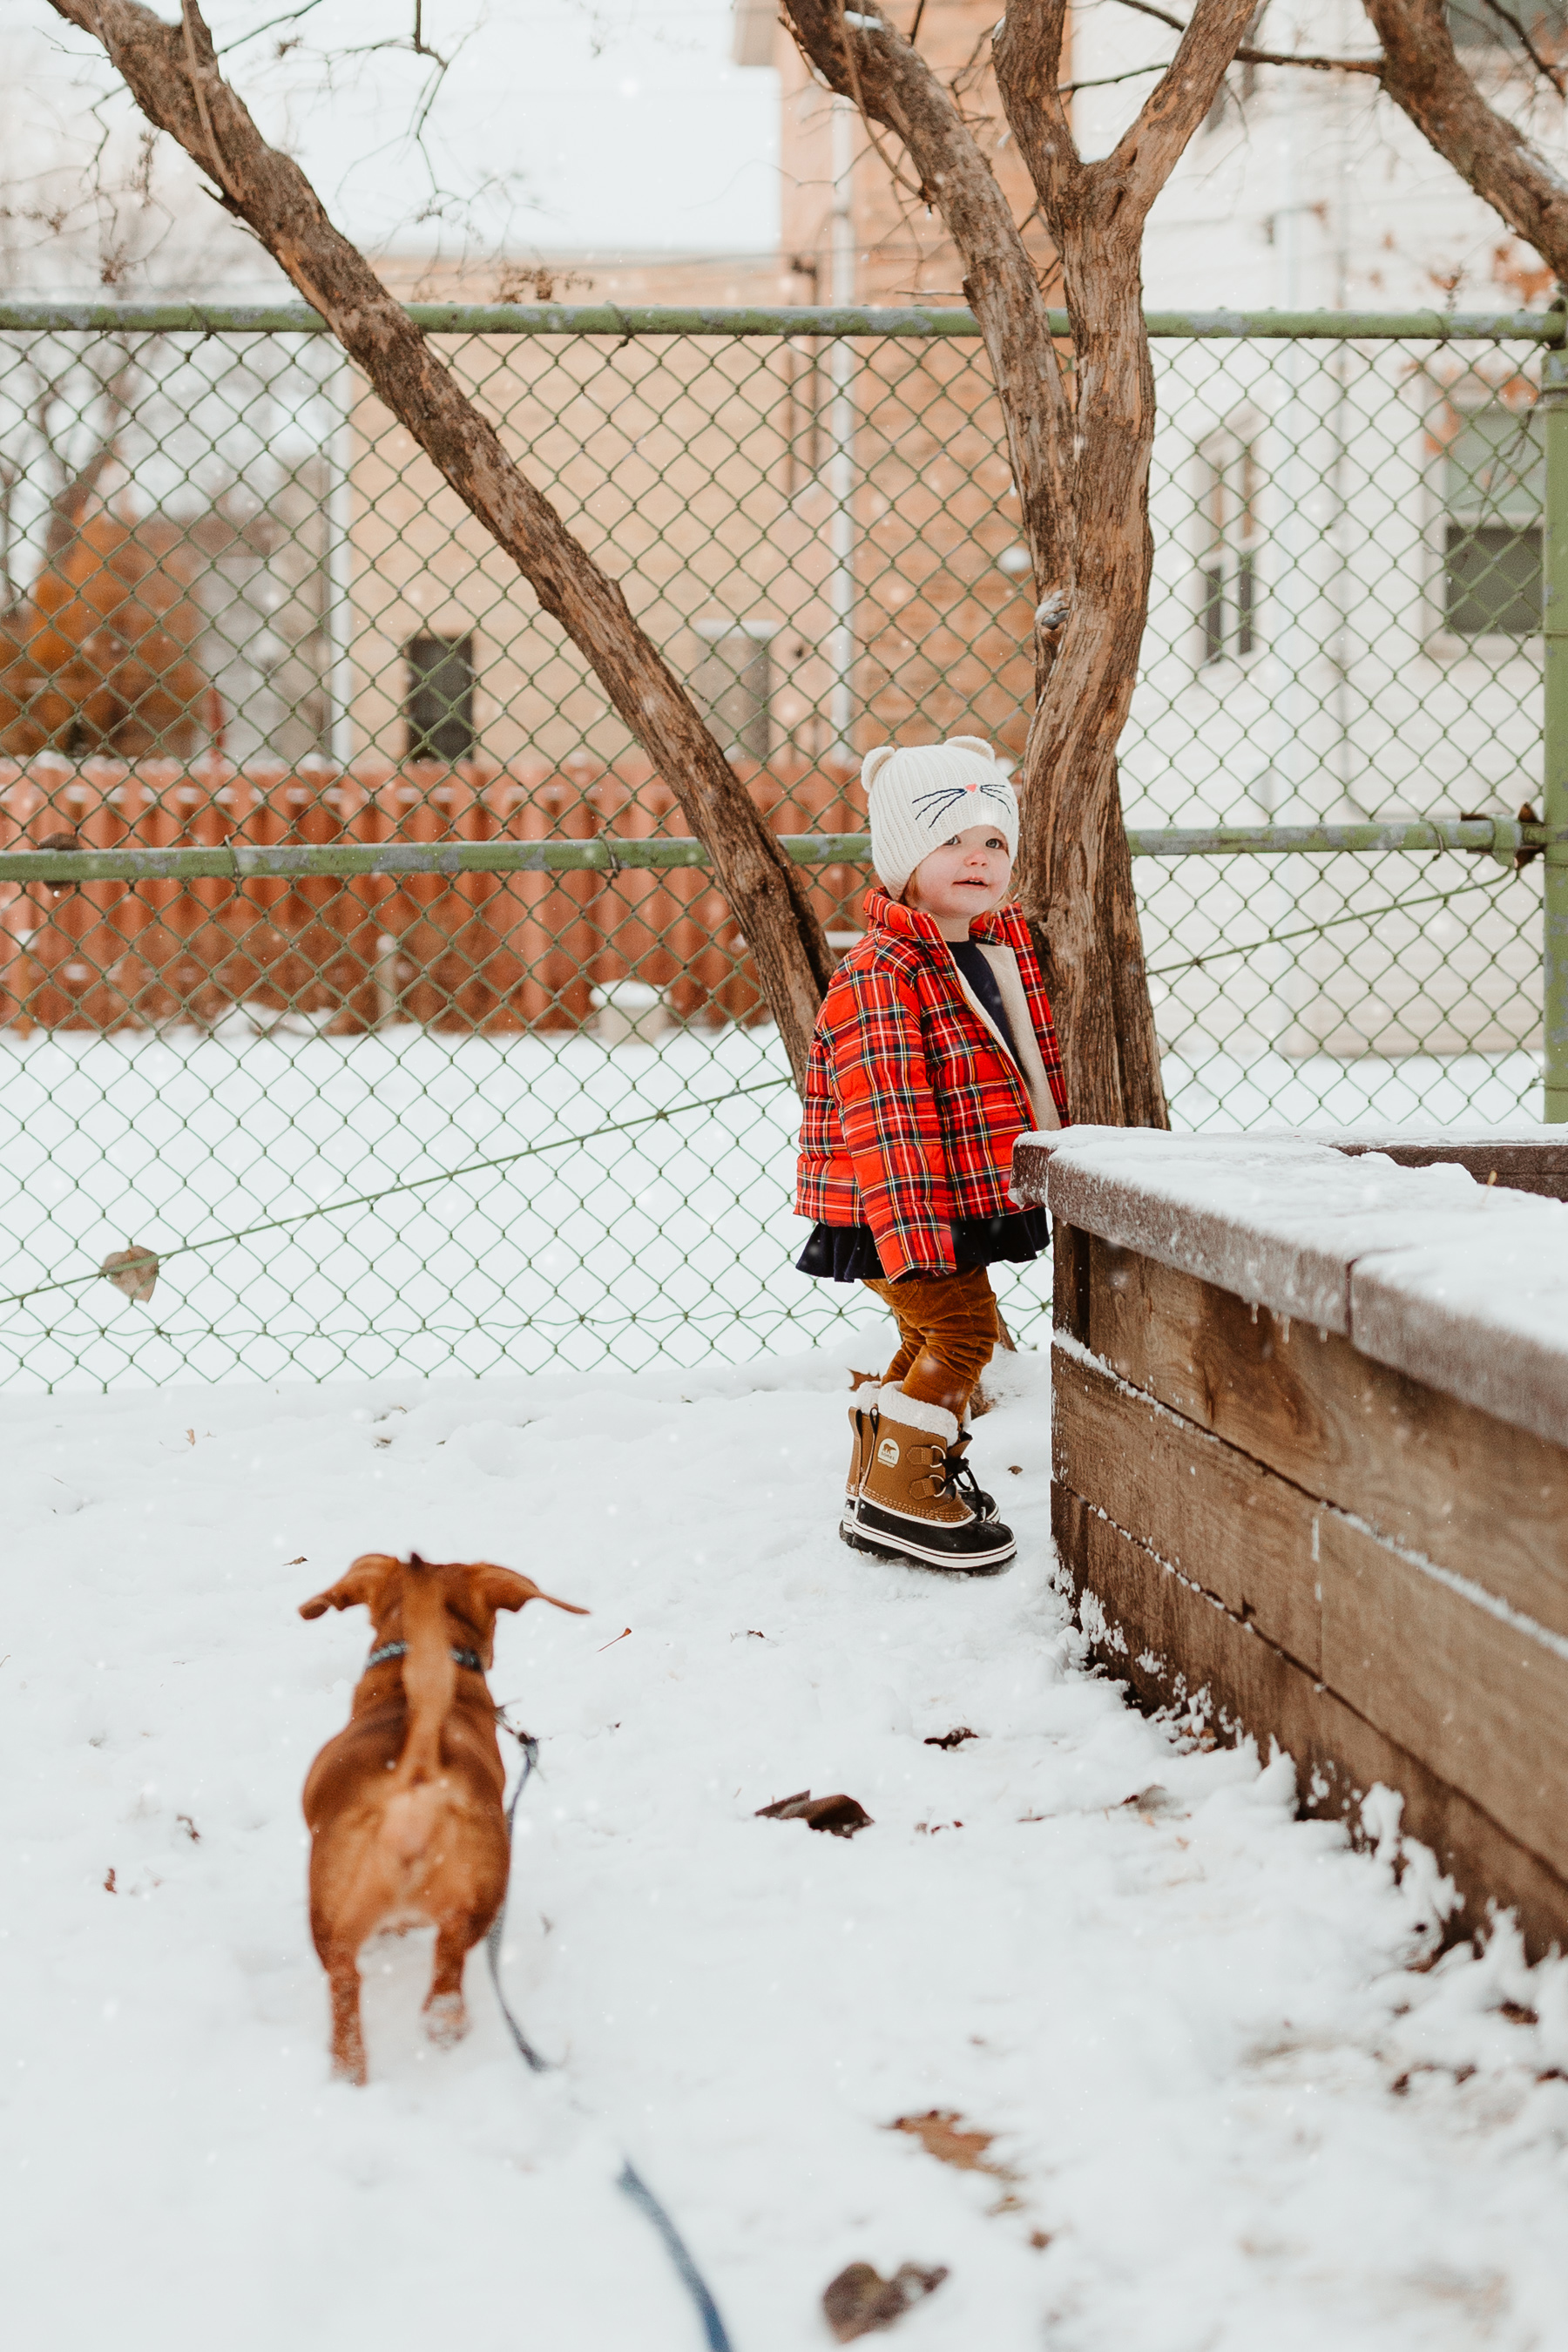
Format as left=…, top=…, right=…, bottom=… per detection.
left=862, top=1265, right=1003, bottom=1421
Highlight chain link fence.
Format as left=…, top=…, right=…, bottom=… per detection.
left=0, top=302, right=1555, bottom=1389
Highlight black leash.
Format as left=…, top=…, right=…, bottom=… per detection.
left=484, top=1731, right=555, bottom=2073
left=489, top=1717, right=734, bottom=2352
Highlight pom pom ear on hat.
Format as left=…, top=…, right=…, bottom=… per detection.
left=862, top=734, right=1018, bottom=896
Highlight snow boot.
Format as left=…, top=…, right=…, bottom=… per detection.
left=843, top=1391, right=1016, bottom=1575
left=842, top=1379, right=882, bottom=1535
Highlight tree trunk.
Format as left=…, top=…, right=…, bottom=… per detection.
left=49, top=0, right=834, bottom=1082
left=783, top=0, right=1254, bottom=1126
left=1009, top=247, right=1168, bottom=1125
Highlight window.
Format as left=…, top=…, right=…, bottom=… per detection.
left=693, top=619, right=776, bottom=760
left=404, top=633, right=476, bottom=762
left=1198, top=431, right=1261, bottom=665
left=1443, top=405, right=1543, bottom=638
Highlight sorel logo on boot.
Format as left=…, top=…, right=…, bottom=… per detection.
left=877, top=1436, right=900, bottom=1467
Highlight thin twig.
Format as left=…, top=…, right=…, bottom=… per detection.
left=1109, top=0, right=1382, bottom=75
left=216, top=0, right=328, bottom=57
left=1479, top=0, right=1567, bottom=97
left=410, top=0, right=449, bottom=70
left=1061, top=60, right=1167, bottom=94
left=949, top=22, right=993, bottom=99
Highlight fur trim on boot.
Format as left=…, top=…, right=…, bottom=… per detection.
left=843, top=1391, right=1015, bottom=1575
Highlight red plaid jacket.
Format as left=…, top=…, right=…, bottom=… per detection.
left=794, top=886, right=1070, bottom=1280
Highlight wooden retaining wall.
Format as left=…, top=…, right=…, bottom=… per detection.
left=1011, top=1127, right=1568, bottom=1958
left=0, top=751, right=866, bottom=1033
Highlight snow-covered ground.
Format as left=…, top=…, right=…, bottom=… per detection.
left=6, top=1343, right=1566, bottom=2352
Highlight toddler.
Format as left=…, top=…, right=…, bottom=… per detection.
left=794, top=736, right=1068, bottom=1572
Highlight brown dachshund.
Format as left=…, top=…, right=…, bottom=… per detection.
left=299, top=1551, right=587, bottom=2084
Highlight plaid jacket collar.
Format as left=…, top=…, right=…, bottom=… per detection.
left=860, top=883, right=1028, bottom=955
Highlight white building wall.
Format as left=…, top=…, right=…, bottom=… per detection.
left=1058, top=2, right=1558, bottom=1062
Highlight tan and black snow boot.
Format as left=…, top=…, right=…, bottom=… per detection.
left=843, top=1391, right=1015, bottom=1574
left=842, top=1376, right=882, bottom=1536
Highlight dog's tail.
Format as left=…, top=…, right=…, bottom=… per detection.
left=391, top=1555, right=456, bottom=1790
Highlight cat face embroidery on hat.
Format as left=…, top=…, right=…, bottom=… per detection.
left=862, top=734, right=1019, bottom=896
left=909, top=772, right=1015, bottom=841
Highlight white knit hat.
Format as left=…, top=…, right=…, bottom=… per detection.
left=862, top=736, right=1018, bottom=897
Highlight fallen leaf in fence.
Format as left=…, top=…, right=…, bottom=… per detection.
left=923, top=1727, right=977, bottom=1750
left=754, top=1789, right=873, bottom=1838
left=890, top=2110, right=1017, bottom=2182
left=822, top=2261, right=948, bottom=2342
left=100, top=1246, right=159, bottom=1303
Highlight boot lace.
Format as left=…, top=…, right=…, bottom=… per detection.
left=944, top=1435, right=997, bottom=1521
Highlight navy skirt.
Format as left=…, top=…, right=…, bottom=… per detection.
left=795, top=1206, right=1049, bottom=1285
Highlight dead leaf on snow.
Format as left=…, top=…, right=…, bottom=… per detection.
left=889, top=2109, right=1017, bottom=2182
left=822, top=2260, right=948, bottom=2342
left=755, top=1789, right=873, bottom=1837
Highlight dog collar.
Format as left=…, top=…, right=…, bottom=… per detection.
left=365, top=1640, right=485, bottom=1673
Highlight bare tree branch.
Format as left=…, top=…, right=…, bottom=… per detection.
left=1363, top=0, right=1568, bottom=278
left=1111, top=0, right=1382, bottom=75
left=46, top=0, right=834, bottom=1081
left=1477, top=0, right=1567, bottom=98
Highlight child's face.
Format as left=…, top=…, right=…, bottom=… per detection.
left=904, top=824, right=1013, bottom=929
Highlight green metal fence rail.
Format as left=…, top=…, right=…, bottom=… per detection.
left=1, top=301, right=1559, bottom=339
left=0, top=301, right=1559, bottom=1389
left=3, top=815, right=1562, bottom=885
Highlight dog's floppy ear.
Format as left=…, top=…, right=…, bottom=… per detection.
left=299, top=1551, right=401, bottom=1621
left=470, top=1562, right=589, bottom=1619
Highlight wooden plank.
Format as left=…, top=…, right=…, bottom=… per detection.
left=1062, top=1233, right=1568, bottom=1643
left=1331, top=1136, right=1568, bottom=1202
left=1051, top=1344, right=1321, bottom=1673
left=1051, top=1217, right=1092, bottom=1348
left=1043, top=1138, right=1359, bottom=1333
left=1350, top=1235, right=1568, bottom=1453
left=1318, top=1510, right=1568, bottom=1883
left=1051, top=1490, right=1568, bottom=1960
left=1020, top=1130, right=1568, bottom=1210
left=1054, top=1340, right=1568, bottom=1878
left=1022, top=1130, right=1568, bottom=1450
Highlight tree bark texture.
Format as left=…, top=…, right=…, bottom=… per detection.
left=1362, top=0, right=1568, bottom=276
left=47, top=0, right=835, bottom=1085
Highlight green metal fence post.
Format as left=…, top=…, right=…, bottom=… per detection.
left=1544, top=313, right=1568, bottom=1122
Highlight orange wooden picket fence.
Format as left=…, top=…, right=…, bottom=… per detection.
left=0, top=752, right=867, bottom=1033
